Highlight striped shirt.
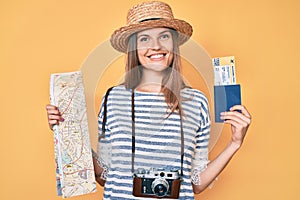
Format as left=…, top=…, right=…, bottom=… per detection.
left=97, top=85, right=210, bottom=199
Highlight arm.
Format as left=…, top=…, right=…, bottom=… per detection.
left=193, top=105, right=251, bottom=194
left=92, top=92, right=112, bottom=187
left=92, top=151, right=106, bottom=186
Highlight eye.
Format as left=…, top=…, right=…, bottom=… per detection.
left=139, top=36, right=149, bottom=42
left=160, top=33, right=170, bottom=41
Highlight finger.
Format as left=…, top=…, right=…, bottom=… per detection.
left=46, top=104, right=58, bottom=110
left=223, top=119, right=240, bottom=128
left=48, top=115, right=64, bottom=121
left=221, top=112, right=248, bottom=126
left=46, top=105, right=60, bottom=115
left=47, top=109, right=61, bottom=115
left=230, top=105, right=251, bottom=119
left=221, top=111, right=251, bottom=125
left=48, top=119, right=59, bottom=126
left=48, top=119, right=59, bottom=131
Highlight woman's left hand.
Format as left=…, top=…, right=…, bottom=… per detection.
left=220, top=105, right=251, bottom=147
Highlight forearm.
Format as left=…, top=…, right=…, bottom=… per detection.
left=193, top=141, right=241, bottom=193
left=92, top=156, right=106, bottom=186
left=91, top=149, right=106, bottom=186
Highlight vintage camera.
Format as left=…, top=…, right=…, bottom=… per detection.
left=133, top=168, right=182, bottom=199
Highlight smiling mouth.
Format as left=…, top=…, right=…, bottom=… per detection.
left=147, top=53, right=167, bottom=59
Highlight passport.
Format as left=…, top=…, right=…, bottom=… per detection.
left=214, top=84, right=241, bottom=122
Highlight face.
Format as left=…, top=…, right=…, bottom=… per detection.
left=136, top=27, right=174, bottom=72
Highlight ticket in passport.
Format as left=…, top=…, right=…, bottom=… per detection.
left=212, top=56, right=236, bottom=86
left=212, top=56, right=241, bottom=122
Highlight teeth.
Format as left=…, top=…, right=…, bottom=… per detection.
left=150, top=54, right=164, bottom=59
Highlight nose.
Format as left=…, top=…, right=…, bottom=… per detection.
left=150, top=38, right=161, bottom=50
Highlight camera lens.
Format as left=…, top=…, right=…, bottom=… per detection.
left=151, top=178, right=169, bottom=197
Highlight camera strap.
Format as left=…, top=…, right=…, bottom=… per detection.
left=100, top=87, right=184, bottom=177
left=99, top=86, right=114, bottom=139
left=131, top=90, right=184, bottom=177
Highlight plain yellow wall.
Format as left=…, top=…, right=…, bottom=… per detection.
left=1, top=0, right=299, bottom=200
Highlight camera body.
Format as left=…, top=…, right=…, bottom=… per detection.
left=133, top=168, right=182, bottom=199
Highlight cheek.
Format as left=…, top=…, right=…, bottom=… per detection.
left=137, top=49, right=146, bottom=63
left=137, top=50, right=147, bottom=65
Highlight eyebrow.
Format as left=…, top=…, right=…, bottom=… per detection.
left=137, top=30, right=171, bottom=38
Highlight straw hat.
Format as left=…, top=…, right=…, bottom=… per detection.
left=110, top=1, right=193, bottom=53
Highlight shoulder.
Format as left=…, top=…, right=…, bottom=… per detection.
left=182, top=88, right=211, bottom=125
left=99, top=85, right=130, bottom=108
left=181, top=87, right=209, bottom=106
left=106, top=85, right=131, bottom=97
left=110, top=84, right=128, bottom=93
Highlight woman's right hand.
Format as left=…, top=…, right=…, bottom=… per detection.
left=46, top=104, right=64, bottom=130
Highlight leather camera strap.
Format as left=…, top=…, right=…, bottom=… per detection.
left=99, top=86, right=114, bottom=139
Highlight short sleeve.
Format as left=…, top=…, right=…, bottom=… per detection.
left=191, top=95, right=211, bottom=185
left=95, top=96, right=112, bottom=180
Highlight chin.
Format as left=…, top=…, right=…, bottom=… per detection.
left=143, top=63, right=169, bottom=72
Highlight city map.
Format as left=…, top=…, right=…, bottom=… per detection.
left=50, top=71, right=96, bottom=198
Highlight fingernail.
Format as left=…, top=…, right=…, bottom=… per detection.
left=220, top=112, right=225, bottom=115
left=60, top=117, right=65, bottom=122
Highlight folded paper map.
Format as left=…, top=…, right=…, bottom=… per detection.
left=50, top=71, right=96, bottom=198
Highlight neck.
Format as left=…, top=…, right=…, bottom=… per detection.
left=137, top=68, right=165, bottom=92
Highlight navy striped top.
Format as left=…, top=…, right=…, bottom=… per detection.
left=97, top=85, right=210, bottom=199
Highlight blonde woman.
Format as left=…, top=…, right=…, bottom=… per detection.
left=46, top=1, right=251, bottom=199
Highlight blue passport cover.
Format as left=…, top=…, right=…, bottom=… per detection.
left=214, top=84, right=241, bottom=122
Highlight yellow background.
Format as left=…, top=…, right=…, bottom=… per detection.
left=1, top=0, right=299, bottom=199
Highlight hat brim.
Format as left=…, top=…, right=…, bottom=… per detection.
left=110, top=18, right=193, bottom=53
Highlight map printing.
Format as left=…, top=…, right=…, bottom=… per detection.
left=50, top=71, right=96, bottom=198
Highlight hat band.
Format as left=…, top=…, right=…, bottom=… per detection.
left=139, top=17, right=162, bottom=22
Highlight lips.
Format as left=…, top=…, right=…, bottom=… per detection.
left=147, top=53, right=167, bottom=59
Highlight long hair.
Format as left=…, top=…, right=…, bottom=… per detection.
left=124, top=29, right=186, bottom=114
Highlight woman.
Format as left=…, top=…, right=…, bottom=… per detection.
left=46, top=1, right=251, bottom=199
